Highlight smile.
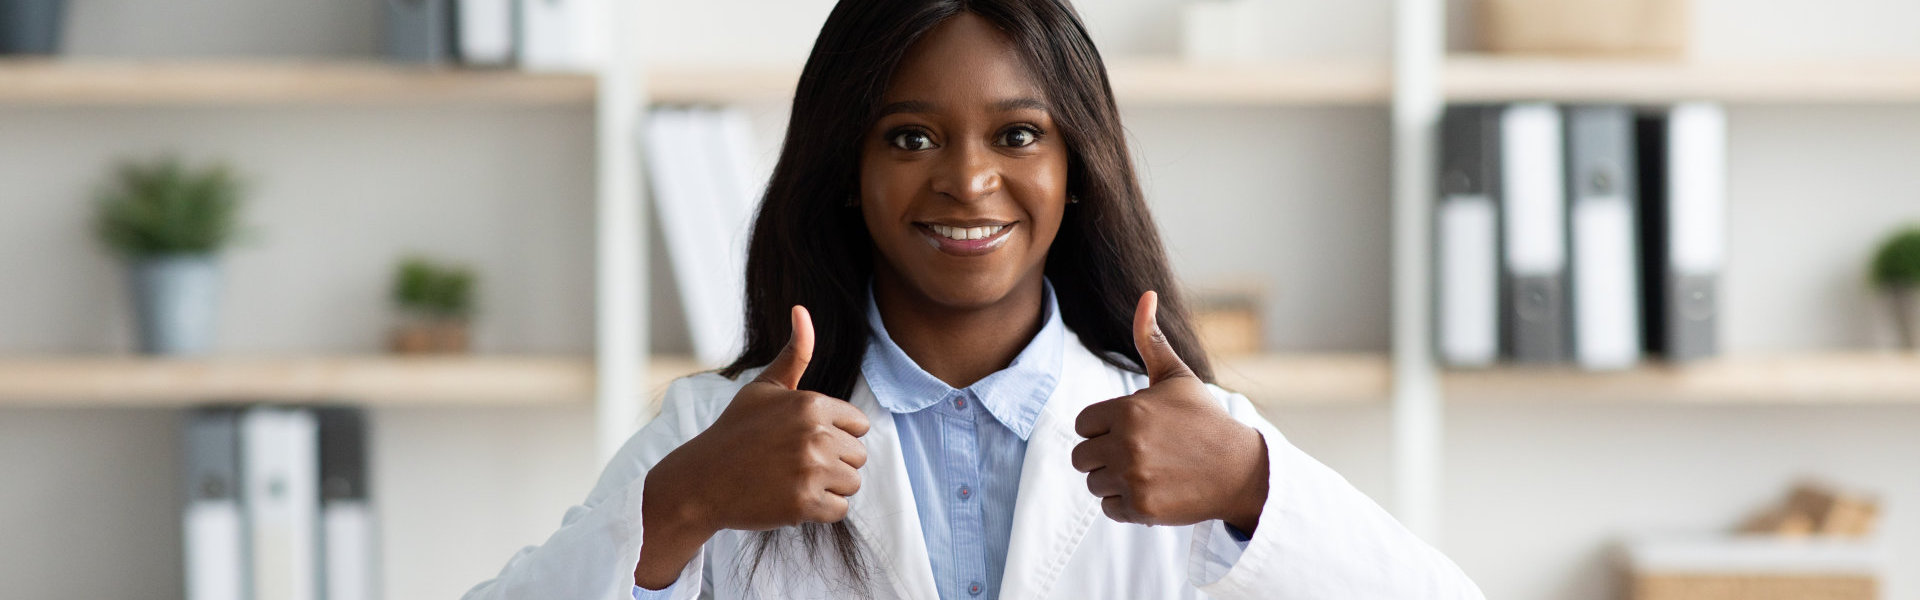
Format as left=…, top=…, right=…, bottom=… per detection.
left=916, top=221, right=1015, bottom=257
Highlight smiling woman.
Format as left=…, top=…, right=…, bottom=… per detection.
left=462, top=1, right=1485, bottom=599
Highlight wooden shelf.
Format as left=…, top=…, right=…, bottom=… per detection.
left=1446, top=352, right=1920, bottom=404
left=0, top=355, right=710, bottom=408
left=1214, top=352, right=1390, bottom=408
left=0, top=60, right=595, bottom=106
left=4, top=351, right=1910, bottom=408
left=649, top=59, right=1393, bottom=106
left=8, top=57, right=1918, bottom=108
left=1445, top=55, right=1920, bottom=104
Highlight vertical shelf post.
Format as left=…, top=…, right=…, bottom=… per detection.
left=596, top=0, right=651, bottom=462
left=1391, top=0, right=1445, bottom=541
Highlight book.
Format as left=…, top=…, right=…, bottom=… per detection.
left=1501, top=103, right=1571, bottom=364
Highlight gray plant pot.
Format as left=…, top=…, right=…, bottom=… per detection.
left=130, top=255, right=222, bottom=355
left=1893, top=285, right=1920, bottom=351
left=0, top=0, right=66, bottom=54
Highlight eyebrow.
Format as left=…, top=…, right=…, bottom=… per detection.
left=874, top=97, right=1050, bottom=119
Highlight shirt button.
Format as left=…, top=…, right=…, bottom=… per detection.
left=957, top=485, right=972, bottom=500
left=968, top=581, right=984, bottom=596
left=954, top=397, right=966, bottom=409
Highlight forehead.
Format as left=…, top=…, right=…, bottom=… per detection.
left=883, top=13, right=1043, bottom=106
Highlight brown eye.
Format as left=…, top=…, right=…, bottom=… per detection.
left=889, top=130, right=935, bottom=151
left=997, top=126, right=1041, bottom=148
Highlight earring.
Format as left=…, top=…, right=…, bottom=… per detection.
left=845, top=193, right=859, bottom=208
left=1068, top=194, right=1081, bottom=204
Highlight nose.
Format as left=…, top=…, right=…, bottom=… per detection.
left=928, top=139, right=1002, bottom=203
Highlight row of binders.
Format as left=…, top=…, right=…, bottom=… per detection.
left=1435, top=102, right=1726, bottom=370
left=384, top=0, right=606, bottom=70
left=183, top=406, right=376, bottom=600
left=644, top=106, right=765, bottom=367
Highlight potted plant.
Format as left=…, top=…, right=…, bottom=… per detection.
left=1871, top=225, right=1920, bottom=350
left=389, top=256, right=476, bottom=353
left=94, top=156, right=246, bottom=355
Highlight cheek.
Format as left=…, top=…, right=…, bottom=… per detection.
left=1011, top=157, right=1070, bottom=243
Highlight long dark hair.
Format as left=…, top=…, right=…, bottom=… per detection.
left=717, top=0, right=1215, bottom=587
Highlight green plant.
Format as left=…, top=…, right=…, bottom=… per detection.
left=94, top=156, right=246, bottom=257
left=393, top=256, right=476, bottom=319
left=1870, top=225, right=1920, bottom=288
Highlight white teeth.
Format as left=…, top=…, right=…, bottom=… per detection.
left=929, top=224, right=1004, bottom=241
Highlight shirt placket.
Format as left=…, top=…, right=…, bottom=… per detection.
left=940, top=389, right=990, bottom=599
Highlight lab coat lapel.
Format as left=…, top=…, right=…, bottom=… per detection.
left=844, top=378, right=941, bottom=600
left=997, top=341, right=1118, bottom=600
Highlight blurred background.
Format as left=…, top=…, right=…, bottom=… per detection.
left=1, top=0, right=1917, bottom=599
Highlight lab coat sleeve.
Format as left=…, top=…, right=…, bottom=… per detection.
left=461, top=374, right=741, bottom=600
left=1187, top=387, right=1486, bottom=600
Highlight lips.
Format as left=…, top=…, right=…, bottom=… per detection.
left=915, top=220, right=1015, bottom=257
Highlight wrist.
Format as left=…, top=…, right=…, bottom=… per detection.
left=1221, top=426, right=1269, bottom=533
left=643, top=464, right=719, bottom=540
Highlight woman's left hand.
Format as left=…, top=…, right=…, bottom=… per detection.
left=1071, top=291, right=1270, bottom=533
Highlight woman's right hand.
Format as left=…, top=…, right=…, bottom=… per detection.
left=635, top=305, right=870, bottom=589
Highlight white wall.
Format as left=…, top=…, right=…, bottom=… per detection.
left=5, top=1, right=1920, bottom=599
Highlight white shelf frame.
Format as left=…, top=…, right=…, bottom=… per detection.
left=1390, top=0, right=1447, bottom=543
left=596, top=1, right=649, bottom=462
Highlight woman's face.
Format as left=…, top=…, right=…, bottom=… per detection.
left=859, top=13, right=1070, bottom=311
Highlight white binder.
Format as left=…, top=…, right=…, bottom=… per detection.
left=518, top=0, right=608, bottom=71
left=645, top=108, right=761, bottom=366
left=1436, top=105, right=1502, bottom=367
left=1500, top=103, right=1570, bottom=364
left=456, top=0, right=515, bottom=66
left=242, top=407, right=320, bottom=600
left=184, top=408, right=246, bottom=600
left=1637, top=103, right=1727, bottom=361
left=1565, top=105, right=1643, bottom=370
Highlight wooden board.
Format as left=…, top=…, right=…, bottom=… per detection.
left=0, top=60, right=594, bottom=106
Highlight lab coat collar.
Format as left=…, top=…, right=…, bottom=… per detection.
left=845, top=377, right=941, bottom=600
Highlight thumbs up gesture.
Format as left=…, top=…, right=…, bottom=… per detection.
left=1071, top=292, right=1270, bottom=532
left=643, top=305, right=870, bottom=542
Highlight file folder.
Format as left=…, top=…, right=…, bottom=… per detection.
left=384, top=0, right=454, bottom=63
left=1437, top=105, right=1503, bottom=367
left=1638, top=103, right=1727, bottom=361
left=455, top=0, right=515, bottom=66
left=242, top=407, right=320, bottom=600
left=1565, top=105, right=1643, bottom=370
left=316, top=407, right=377, bottom=600
left=1501, top=103, right=1570, bottom=364
left=184, top=407, right=247, bottom=600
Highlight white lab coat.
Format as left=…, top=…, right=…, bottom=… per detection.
left=464, top=335, right=1485, bottom=599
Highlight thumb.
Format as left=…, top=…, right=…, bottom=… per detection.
left=1133, top=291, right=1194, bottom=385
left=758, top=305, right=815, bottom=390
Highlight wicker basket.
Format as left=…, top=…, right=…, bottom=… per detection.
left=1632, top=573, right=1876, bottom=600
left=1621, top=537, right=1883, bottom=600
left=1479, top=0, right=1688, bottom=56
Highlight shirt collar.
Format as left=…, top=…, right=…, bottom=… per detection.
left=859, top=279, right=1064, bottom=440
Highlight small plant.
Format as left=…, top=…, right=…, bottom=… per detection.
left=1870, top=225, right=1920, bottom=289
left=393, top=256, right=476, bottom=320
left=95, top=156, right=245, bottom=257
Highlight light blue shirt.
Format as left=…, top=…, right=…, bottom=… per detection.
left=857, top=280, right=1064, bottom=600
left=637, top=279, right=1244, bottom=599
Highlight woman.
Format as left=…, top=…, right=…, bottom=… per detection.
left=467, top=0, right=1483, bottom=598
